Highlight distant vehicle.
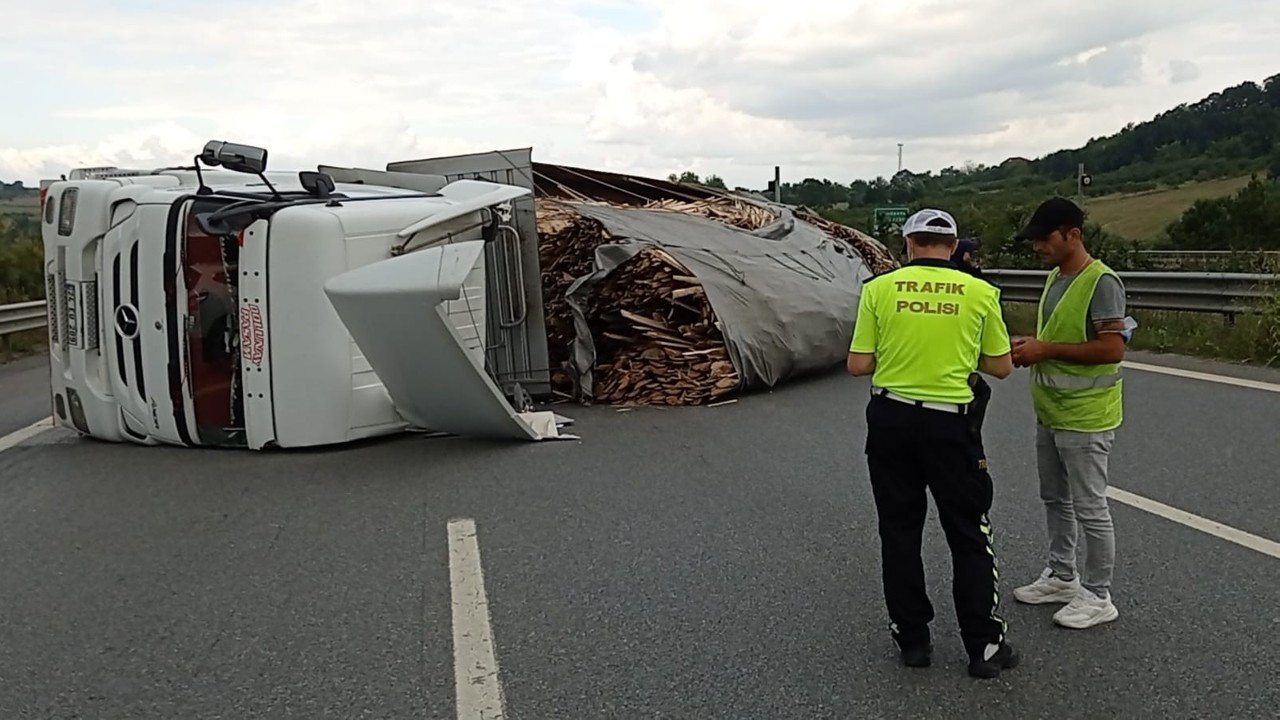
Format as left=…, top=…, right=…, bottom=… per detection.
left=40, top=140, right=567, bottom=450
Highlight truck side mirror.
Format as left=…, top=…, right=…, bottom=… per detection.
left=300, top=171, right=336, bottom=198
left=200, top=141, right=269, bottom=175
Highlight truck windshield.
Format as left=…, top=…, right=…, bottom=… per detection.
left=182, top=198, right=246, bottom=446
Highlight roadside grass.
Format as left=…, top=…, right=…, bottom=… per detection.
left=0, top=328, right=48, bottom=364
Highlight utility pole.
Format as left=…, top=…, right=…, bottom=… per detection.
left=897, top=143, right=904, bottom=173
left=773, top=165, right=781, bottom=203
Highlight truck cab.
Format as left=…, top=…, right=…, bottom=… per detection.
left=41, top=140, right=564, bottom=449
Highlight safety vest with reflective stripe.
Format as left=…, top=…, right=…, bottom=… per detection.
left=1031, top=259, right=1123, bottom=432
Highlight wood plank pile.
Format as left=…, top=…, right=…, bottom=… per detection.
left=586, top=247, right=738, bottom=405
left=794, top=208, right=899, bottom=275
left=536, top=201, right=612, bottom=393
left=535, top=196, right=893, bottom=406
left=642, top=197, right=777, bottom=231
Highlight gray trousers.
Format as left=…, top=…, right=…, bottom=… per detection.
left=1036, top=424, right=1117, bottom=598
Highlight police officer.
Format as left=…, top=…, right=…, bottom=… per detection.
left=847, top=208, right=1019, bottom=679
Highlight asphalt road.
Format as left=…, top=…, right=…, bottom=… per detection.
left=0, top=353, right=49, bottom=437
left=1, top=351, right=1278, bottom=719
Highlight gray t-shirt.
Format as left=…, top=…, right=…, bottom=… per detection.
left=1041, top=271, right=1126, bottom=339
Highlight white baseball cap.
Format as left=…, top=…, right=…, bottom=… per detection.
left=901, top=208, right=958, bottom=238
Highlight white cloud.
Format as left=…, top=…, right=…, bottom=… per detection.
left=0, top=0, right=1276, bottom=188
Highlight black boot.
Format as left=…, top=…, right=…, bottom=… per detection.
left=900, top=643, right=932, bottom=668
left=968, top=641, right=1019, bottom=679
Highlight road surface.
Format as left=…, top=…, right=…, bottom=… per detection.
left=1, top=351, right=1278, bottom=719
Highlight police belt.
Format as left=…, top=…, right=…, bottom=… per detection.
left=871, top=387, right=970, bottom=415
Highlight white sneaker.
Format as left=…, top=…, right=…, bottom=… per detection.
left=1053, top=589, right=1119, bottom=629
left=1013, top=568, right=1080, bottom=605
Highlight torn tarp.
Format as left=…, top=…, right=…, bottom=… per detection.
left=563, top=201, right=876, bottom=399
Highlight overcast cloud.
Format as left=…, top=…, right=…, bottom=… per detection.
left=0, top=0, right=1276, bottom=188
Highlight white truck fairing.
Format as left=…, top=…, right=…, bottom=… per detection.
left=40, top=143, right=570, bottom=449
left=323, top=240, right=565, bottom=440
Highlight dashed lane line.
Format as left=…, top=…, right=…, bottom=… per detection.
left=448, top=518, right=507, bottom=720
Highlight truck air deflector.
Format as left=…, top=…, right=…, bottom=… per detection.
left=396, top=181, right=532, bottom=239
left=322, top=240, right=569, bottom=441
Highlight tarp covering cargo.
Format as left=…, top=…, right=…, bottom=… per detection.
left=536, top=194, right=892, bottom=405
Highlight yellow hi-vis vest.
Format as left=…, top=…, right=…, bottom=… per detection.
left=1031, top=259, right=1123, bottom=432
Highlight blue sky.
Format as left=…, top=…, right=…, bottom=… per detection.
left=1, top=0, right=1276, bottom=187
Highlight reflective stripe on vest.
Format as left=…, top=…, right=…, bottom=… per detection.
left=1032, top=366, right=1122, bottom=390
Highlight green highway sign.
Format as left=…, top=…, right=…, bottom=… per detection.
left=872, top=206, right=910, bottom=239
left=874, top=206, right=909, bottom=225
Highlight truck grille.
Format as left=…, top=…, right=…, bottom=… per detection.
left=109, top=240, right=147, bottom=402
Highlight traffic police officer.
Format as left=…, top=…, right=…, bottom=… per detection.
left=847, top=208, right=1019, bottom=679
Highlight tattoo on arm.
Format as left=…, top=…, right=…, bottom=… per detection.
left=1094, top=318, right=1127, bottom=335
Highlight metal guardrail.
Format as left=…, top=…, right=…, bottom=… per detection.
left=4, top=266, right=1279, bottom=339
left=985, top=269, right=1280, bottom=315
left=0, top=300, right=48, bottom=339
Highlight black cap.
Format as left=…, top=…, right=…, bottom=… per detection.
left=1015, top=197, right=1084, bottom=241
left=951, top=237, right=979, bottom=262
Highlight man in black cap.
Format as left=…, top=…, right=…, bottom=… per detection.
left=951, top=237, right=991, bottom=437
left=952, top=237, right=984, bottom=279
left=1009, top=196, right=1129, bottom=630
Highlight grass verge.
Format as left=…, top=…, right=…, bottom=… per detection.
left=0, top=329, right=48, bottom=364
left=1002, top=300, right=1280, bottom=368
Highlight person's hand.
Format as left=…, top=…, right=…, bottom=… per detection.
left=1011, top=338, right=1049, bottom=367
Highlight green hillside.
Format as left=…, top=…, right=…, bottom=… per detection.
left=752, top=71, right=1280, bottom=258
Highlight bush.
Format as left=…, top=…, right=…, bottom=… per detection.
left=0, top=214, right=45, bottom=304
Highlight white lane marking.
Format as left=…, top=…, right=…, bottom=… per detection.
left=448, top=518, right=507, bottom=720
left=1108, top=487, right=1280, bottom=560
left=0, top=416, right=53, bottom=454
left=1124, top=361, right=1280, bottom=393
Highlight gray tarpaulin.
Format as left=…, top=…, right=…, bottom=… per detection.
left=563, top=202, right=876, bottom=399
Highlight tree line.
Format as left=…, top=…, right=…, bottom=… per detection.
left=746, top=72, right=1280, bottom=212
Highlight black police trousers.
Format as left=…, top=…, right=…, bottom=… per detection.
left=864, top=393, right=1006, bottom=658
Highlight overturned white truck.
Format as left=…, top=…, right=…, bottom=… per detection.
left=40, top=141, right=572, bottom=449
left=40, top=141, right=894, bottom=450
